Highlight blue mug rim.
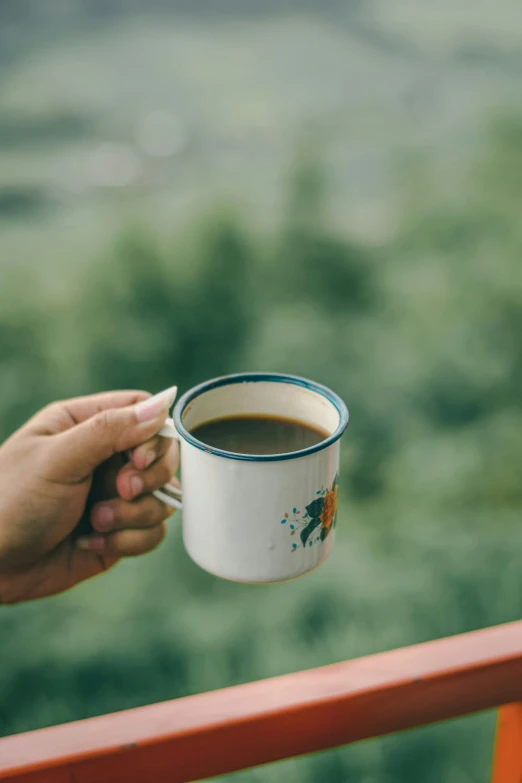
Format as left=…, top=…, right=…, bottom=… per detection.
left=172, top=372, right=349, bottom=462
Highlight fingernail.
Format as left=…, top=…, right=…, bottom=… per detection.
left=77, top=536, right=106, bottom=552
left=135, top=386, right=178, bottom=423
left=93, top=505, right=114, bottom=531
left=143, top=449, right=156, bottom=469
left=130, top=475, right=144, bottom=498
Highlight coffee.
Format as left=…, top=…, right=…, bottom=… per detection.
left=190, top=414, right=329, bottom=456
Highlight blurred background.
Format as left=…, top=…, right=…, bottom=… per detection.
left=1, top=1, right=522, bottom=781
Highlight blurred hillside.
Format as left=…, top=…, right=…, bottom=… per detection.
left=2, top=0, right=522, bottom=287
left=1, top=4, right=522, bottom=783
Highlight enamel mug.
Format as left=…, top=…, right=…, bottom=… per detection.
left=156, top=373, right=349, bottom=584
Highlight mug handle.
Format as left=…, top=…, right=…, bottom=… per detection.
left=152, top=417, right=183, bottom=511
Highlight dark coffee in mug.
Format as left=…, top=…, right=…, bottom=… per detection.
left=190, top=414, right=329, bottom=456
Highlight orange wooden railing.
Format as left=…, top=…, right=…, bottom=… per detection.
left=492, top=702, right=522, bottom=783
left=1, top=620, right=521, bottom=783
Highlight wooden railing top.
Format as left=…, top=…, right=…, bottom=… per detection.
left=1, top=620, right=522, bottom=783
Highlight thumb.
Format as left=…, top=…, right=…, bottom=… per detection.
left=47, top=387, right=178, bottom=483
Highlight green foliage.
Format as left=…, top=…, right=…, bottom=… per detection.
left=1, top=119, right=522, bottom=783
left=0, top=318, right=51, bottom=439
left=0, top=187, right=51, bottom=220
left=81, top=217, right=255, bottom=394
left=0, top=112, right=90, bottom=149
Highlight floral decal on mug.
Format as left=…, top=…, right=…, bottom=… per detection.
left=281, top=474, right=339, bottom=551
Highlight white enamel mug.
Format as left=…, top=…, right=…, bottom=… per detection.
left=156, top=373, right=349, bottom=584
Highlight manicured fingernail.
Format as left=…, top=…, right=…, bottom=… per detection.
left=77, top=536, right=106, bottom=552
left=143, top=449, right=156, bottom=469
left=130, top=475, right=144, bottom=497
left=93, top=505, right=114, bottom=530
left=135, top=386, right=178, bottom=423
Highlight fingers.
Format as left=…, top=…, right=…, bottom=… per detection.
left=131, top=433, right=172, bottom=471
left=29, top=391, right=150, bottom=434
left=78, top=521, right=167, bottom=558
left=46, top=386, right=178, bottom=484
left=90, top=495, right=173, bottom=533
left=116, top=441, right=180, bottom=501
left=58, top=391, right=152, bottom=425
left=76, top=494, right=173, bottom=558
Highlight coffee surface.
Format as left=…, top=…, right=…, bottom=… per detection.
left=190, top=414, right=328, bottom=456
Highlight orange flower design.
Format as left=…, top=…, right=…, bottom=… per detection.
left=283, top=474, right=339, bottom=550
left=321, top=486, right=338, bottom=531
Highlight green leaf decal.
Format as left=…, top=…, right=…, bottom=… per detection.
left=300, top=517, right=321, bottom=546
left=305, top=497, right=324, bottom=518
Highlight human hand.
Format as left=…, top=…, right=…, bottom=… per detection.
left=0, top=388, right=179, bottom=604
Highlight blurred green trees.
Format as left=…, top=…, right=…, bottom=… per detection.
left=82, top=218, right=255, bottom=394
left=1, top=119, right=522, bottom=783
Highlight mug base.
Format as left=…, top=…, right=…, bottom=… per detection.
left=186, top=547, right=330, bottom=585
